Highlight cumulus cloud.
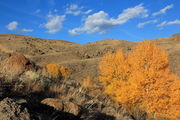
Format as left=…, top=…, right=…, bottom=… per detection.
left=44, top=13, right=65, bottom=33
left=69, top=3, right=148, bottom=35
left=6, top=21, right=33, bottom=33
left=137, top=19, right=157, bottom=28
left=157, top=19, right=180, bottom=27
left=6, top=21, right=18, bottom=30
left=65, top=4, right=92, bottom=16
left=152, top=4, right=173, bottom=16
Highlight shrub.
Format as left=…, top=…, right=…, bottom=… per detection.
left=59, top=66, right=69, bottom=78
left=46, top=64, right=69, bottom=79
left=46, top=64, right=60, bottom=78
left=23, top=71, right=40, bottom=80
left=99, top=40, right=180, bottom=119
left=82, top=76, right=97, bottom=89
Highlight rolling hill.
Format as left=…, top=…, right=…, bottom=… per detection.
left=0, top=33, right=180, bottom=82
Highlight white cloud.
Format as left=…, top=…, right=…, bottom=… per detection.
left=152, top=4, right=173, bottom=16
left=44, top=13, right=65, bottom=33
left=6, top=21, right=33, bottom=33
left=69, top=11, right=116, bottom=34
left=20, top=29, right=33, bottom=33
left=137, top=19, right=157, bottom=28
left=157, top=19, right=180, bottom=27
left=6, top=21, right=18, bottom=30
left=84, top=9, right=93, bottom=14
left=68, top=27, right=84, bottom=35
left=65, top=4, right=92, bottom=16
left=69, top=3, right=148, bottom=35
left=115, top=3, right=148, bottom=24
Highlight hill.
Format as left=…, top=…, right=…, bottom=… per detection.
left=0, top=33, right=180, bottom=81
left=0, top=33, right=180, bottom=119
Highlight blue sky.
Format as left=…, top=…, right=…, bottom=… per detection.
left=0, top=0, right=180, bottom=44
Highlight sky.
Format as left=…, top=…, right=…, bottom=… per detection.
left=0, top=0, right=180, bottom=44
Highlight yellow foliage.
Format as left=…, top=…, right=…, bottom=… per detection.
left=46, top=64, right=69, bottom=78
left=99, top=40, right=180, bottom=119
left=82, top=76, right=97, bottom=89
left=46, top=64, right=60, bottom=78
left=59, top=66, right=69, bottom=77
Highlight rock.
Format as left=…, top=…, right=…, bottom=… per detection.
left=64, top=102, right=81, bottom=116
left=41, top=98, right=63, bottom=111
left=83, top=112, right=116, bottom=120
left=41, top=98, right=81, bottom=116
left=0, top=97, right=30, bottom=120
left=1, top=54, right=37, bottom=77
left=14, top=98, right=27, bottom=104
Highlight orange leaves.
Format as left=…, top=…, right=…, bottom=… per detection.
left=46, top=64, right=60, bottom=78
left=59, top=66, right=70, bottom=77
left=99, top=50, right=130, bottom=83
left=46, top=64, right=69, bottom=79
left=99, top=50, right=131, bottom=100
left=169, top=80, right=180, bottom=118
left=99, top=40, right=180, bottom=119
left=128, top=40, right=168, bottom=73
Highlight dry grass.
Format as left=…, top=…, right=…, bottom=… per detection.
left=82, top=76, right=97, bottom=89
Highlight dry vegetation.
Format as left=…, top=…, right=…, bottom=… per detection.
left=46, top=64, right=69, bottom=79
left=0, top=34, right=180, bottom=120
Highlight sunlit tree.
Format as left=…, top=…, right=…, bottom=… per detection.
left=99, top=40, right=180, bottom=119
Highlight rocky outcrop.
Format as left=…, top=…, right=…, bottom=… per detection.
left=41, top=98, right=64, bottom=111
left=1, top=54, right=37, bottom=77
left=64, top=102, right=81, bottom=116
left=41, top=98, right=81, bottom=116
left=0, top=98, right=30, bottom=120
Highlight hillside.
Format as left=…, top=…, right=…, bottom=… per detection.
left=0, top=33, right=180, bottom=120
left=0, top=33, right=180, bottom=81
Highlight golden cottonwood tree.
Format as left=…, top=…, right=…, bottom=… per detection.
left=99, top=40, right=180, bottom=119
